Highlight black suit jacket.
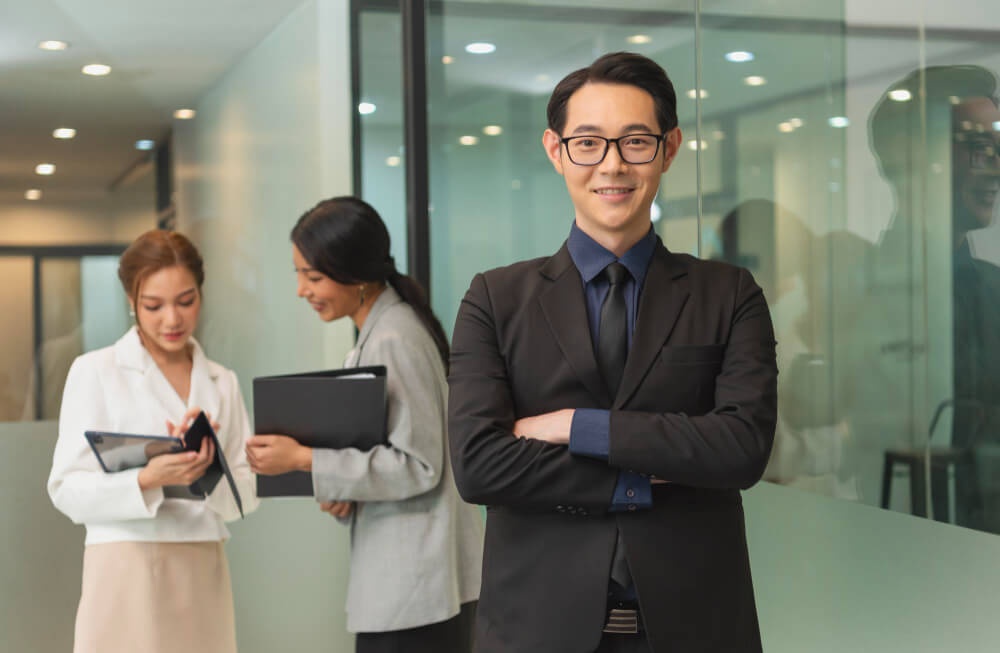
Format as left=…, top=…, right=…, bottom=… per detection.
left=448, top=238, right=778, bottom=653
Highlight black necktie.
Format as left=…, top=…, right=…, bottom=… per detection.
left=597, top=262, right=632, bottom=590
left=598, top=262, right=629, bottom=397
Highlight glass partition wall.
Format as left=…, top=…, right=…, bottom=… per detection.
left=356, top=0, right=1000, bottom=536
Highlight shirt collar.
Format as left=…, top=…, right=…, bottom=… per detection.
left=567, top=221, right=657, bottom=285
left=355, top=284, right=403, bottom=351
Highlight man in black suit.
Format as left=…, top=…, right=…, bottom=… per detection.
left=448, top=52, right=778, bottom=653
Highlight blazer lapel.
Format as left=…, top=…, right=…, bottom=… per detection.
left=616, top=244, right=690, bottom=408
left=539, top=244, right=611, bottom=404
left=187, top=339, right=221, bottom=421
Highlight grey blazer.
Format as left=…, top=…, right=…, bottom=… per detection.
left=311, top=286, right=483, bottom=633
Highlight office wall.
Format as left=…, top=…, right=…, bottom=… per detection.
left=173, top=1, right=356, bottom=651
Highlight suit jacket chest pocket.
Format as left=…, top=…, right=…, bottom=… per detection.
left=641, top=344, right=725, bottom=414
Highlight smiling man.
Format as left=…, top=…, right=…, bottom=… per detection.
left=447, top=52, right=778, bottom=653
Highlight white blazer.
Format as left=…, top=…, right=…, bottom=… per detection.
left=311, top=286, right=484, bottom=633
left=48, top=327, right=259, bottom=545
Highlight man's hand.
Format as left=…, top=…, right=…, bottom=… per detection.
left=513, top=409, right=575, bottom=445
left=319, top=501, right=355, bottom=520
left=246, top=435, right=312, bottom=475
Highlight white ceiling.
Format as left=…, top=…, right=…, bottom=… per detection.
left=2, top=0, right=998, bottom=215
left=0, top=0, right=307, bottom=205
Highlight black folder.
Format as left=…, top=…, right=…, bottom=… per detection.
left=252, top=365, right=388, bottom=497
left=84, top=411, right=244, bottom=518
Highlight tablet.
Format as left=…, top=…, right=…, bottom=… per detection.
left=85, top=431, right=184, bottom=473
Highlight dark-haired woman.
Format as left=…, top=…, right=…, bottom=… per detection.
left=48, top=229, right=258, bottom=653
left=247, top=197, right=483, bottom=653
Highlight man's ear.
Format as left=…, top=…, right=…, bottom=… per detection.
left=542, top=129, right=565, bottom=175
left=660, top=127, right=683, bottom=174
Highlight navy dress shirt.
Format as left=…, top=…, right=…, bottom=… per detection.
left=565, top=222, right=653, bottom=512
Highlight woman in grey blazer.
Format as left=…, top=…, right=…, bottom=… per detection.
left=247, top=196, right=483, bottom=653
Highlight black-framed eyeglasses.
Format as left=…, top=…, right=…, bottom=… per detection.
left=560, top=133, right=666, bottom=166
left=955, top=132, right=1000, bottom=171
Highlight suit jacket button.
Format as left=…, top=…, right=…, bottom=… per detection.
left=627, top=504, right=637, bottom=511
left=626, top=488, right=635, bottom=498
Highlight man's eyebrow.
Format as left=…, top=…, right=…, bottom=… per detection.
left=568, top=124, right=604, bottom=135
left=568, top=123, right=656, bottom=136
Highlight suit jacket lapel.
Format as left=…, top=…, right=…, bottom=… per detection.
left=539, top=244, right=612, bottom=404
left=616, top=244, right=690, bottom=408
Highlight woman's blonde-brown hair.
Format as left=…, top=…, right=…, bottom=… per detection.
left=117, top=230, right=205, bottom=302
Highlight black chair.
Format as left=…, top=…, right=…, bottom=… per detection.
left=880, top=399, right=985, bottom=522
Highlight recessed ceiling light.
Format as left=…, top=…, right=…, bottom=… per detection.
left=743, top=75, right=767, bottom=87
left=789, top=118, right=803, bottom=128
left=778, top=122, right=796, bottom=133
left=828, top=116, right=850, bottom=128
left=358, top=102, right=376, bottom=115
left=686, top=88, right=708, bottom=99
left=442, top=55, right=454, bottom=64
left=81, top=63, right=111, bottom=76
left=135, top=140, right=156, bottom=151
left=949, top=95, right=961, bottom=105
left=173, top=108, right=196, bottom=120
left=993, top=121, right=1000, bottom=131
left=386, top=156, right=402, bottom=167
left=52, top=127, right=76, bottom=139
left=465, top=42, right=496, bottom=55
left=35, top=163, right=56, bottom=175
left=626, top=34, right=652, bottom=45
left=25, top=189, right=43, bottom=200
left=459, top=135, right=479, bottom=146
left=889, top=89, right=912, bottom=102
left=686, top=139, right=707, bottom=151
left=483, top=125, right=503, bottom=136
left=725, top=51, right=754, bottom=63
left=38, top=40, right=68, bottom=51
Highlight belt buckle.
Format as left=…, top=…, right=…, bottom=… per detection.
left=602, top=607, right=639, bottom=635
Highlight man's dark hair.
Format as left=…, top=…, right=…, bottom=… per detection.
left=546, top=51, right=678, bottom=135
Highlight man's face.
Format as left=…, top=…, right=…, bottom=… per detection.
left=953, top=97, right=1000, bottom=231
left=543, top=82, right=681, bottom=246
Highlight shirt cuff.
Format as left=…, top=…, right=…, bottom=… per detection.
left=569, top=408, right=610, bottom=460
left=609, top=472, right=653, bottom=512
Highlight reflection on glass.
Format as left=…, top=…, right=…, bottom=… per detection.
left=867, top=66, right=1000, bottom=531
left=717, top=200, right=860, bottom=499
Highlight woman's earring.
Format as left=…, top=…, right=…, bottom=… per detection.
left=359, top=284, right=367, bottom=306
left=129, top=307, right=136, bottom=317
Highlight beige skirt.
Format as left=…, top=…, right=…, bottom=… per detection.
left=74, top=541, right=236, bottom=653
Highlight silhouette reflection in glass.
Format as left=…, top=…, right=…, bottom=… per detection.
left=717, top=199, right=863, bottom=499
left=869, top=65, right=1000, bottom=531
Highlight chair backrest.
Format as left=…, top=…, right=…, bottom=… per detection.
left=929, top=398, right=988, bottom=450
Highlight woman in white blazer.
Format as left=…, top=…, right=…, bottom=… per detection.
left=247, top=197, right=483, bottom=653
left=47, top=230, right=258, bottom=653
